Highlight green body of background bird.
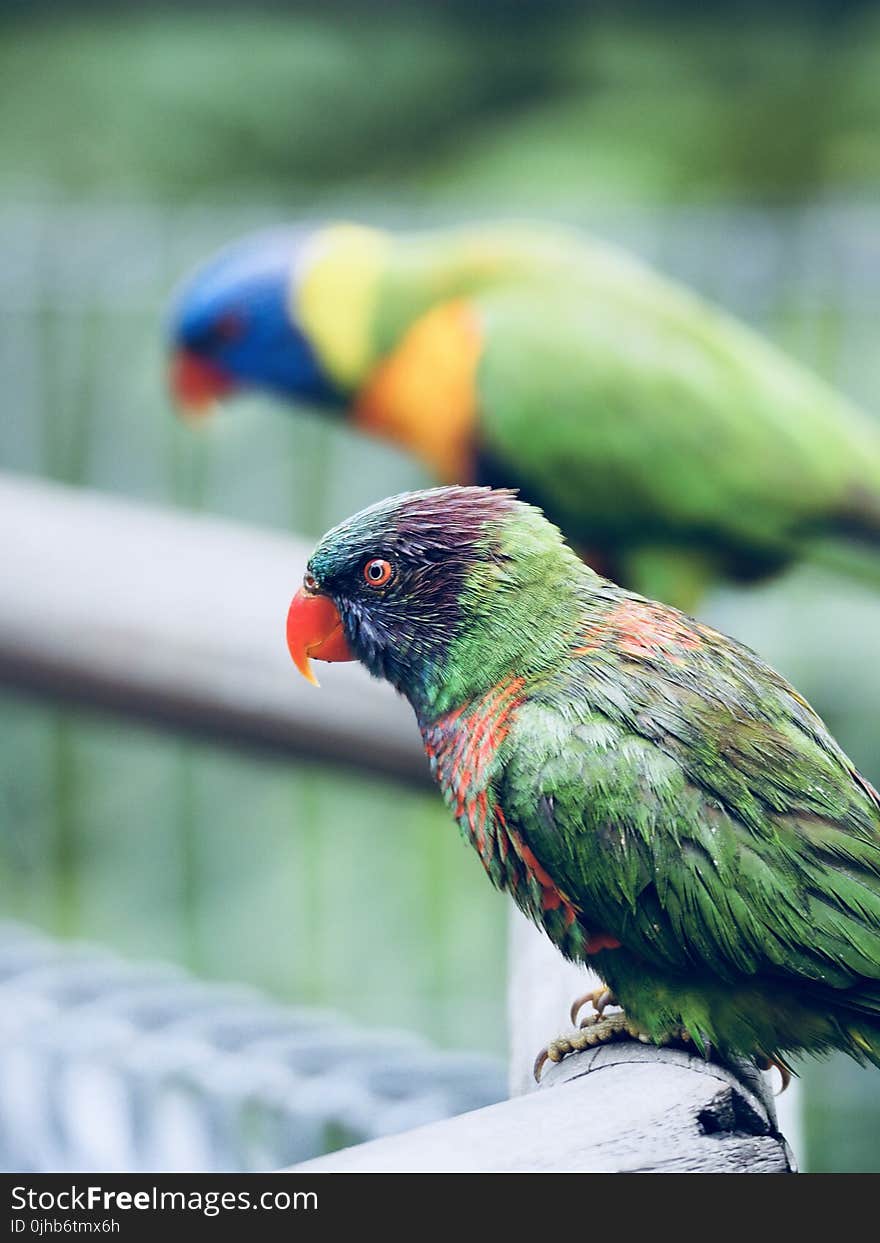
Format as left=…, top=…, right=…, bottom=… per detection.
left=286, top=485, right=880, bottom=1075
left=169, top=222, right=880, bottom=609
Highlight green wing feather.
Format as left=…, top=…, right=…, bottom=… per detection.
left=498, top=607, right=880, bottom=1056
left=464, top=247, right=880, bottom=597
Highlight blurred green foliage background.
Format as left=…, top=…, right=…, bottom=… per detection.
left=2, top=2, right=880, bottom=205
left=2, top=0, right=880, bottom=1171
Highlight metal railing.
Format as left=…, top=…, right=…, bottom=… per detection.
left=0, top=920, right=506, bottom=1172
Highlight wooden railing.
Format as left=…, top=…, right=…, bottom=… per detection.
left=0, top=471, right=422, bottom=784
left=0, top=470, right=798, bottom=1172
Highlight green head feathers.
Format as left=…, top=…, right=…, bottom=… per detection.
left=304, top=486, right=589, bottom=715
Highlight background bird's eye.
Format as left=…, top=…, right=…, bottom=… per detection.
left=303, top=571, right=318, bottom=593
left=213, top=312, right=244, bottom=342
left=192, top=312, right=244, bottom=352
left=363, top=558, right=393, bottom=587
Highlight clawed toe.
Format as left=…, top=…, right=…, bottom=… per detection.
left=533, top=1010, right=701, bottom=1081
left=532, top=1036, right=573, bottom=1081
left=534, top=1012, right=655, bottom=1081
left=756, top=1055, right=794, bottom=1094
left=569, top=986, right=618, bottom=1027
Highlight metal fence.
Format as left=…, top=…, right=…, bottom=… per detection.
left=0, top=921, right=506, bottom=1172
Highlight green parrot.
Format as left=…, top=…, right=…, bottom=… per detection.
left=169, top=222, right=880, bottom=609
left=286, top=485, right=880, bottom=1078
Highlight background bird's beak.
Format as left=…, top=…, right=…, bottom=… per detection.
left=169, top=349, right=236, bottom=417
left=286, top=588, right=354, bottom=686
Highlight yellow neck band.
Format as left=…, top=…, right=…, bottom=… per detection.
left=293, top=224, right=391, bottom=392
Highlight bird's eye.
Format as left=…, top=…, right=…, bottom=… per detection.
left=303, top=571, right=318, bottom=593
left=213, top=312, right=244, bottom=342
left=188, top=313, right=243, bottom=355
left=363, top=558, right=394, bottom=587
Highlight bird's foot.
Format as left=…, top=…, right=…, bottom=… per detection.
left=569, top=986, right=618, bottom=1027
left=533, top=1011, right=693, bottom=1081
left=755, top=1054, right=793, bottom=1095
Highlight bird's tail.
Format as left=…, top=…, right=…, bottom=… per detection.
left=839, top=988, right=880, bottom=1068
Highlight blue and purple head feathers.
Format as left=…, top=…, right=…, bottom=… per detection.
left=167, top=228, right=337, bottom=408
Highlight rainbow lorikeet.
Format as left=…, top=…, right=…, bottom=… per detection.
left=285, top=485, right=880, bottom=1077
left=168, top=222, right=880, bottom=609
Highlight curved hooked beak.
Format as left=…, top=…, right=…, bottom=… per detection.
left=286, top=588, right=354, bottom=687
left=169, top=349, right=236, bottom=417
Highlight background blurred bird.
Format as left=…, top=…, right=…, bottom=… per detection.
left=286, top=485, right=880, bottom=1075
left=168, top=221, right=880, bottom=609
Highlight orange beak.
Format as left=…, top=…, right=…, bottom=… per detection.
left=170, top=349, right=236, bottom=416
left=286, top=588, right=354, bottom=687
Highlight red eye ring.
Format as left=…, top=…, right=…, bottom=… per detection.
left=363, top=558, right=393, bottom=587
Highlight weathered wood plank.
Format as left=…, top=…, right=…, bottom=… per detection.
left=287, top=1043, right=794, bottom=1173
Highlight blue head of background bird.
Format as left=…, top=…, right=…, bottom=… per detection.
left=167, top=228, right=339, bottom=414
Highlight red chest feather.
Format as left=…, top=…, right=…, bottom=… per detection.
left=421, top=678, right=577, bottom=924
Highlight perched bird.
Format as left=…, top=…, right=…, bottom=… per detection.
left=286, top=485, right=880, bottom=1076
left=168, top=221, right=880, bottom=608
